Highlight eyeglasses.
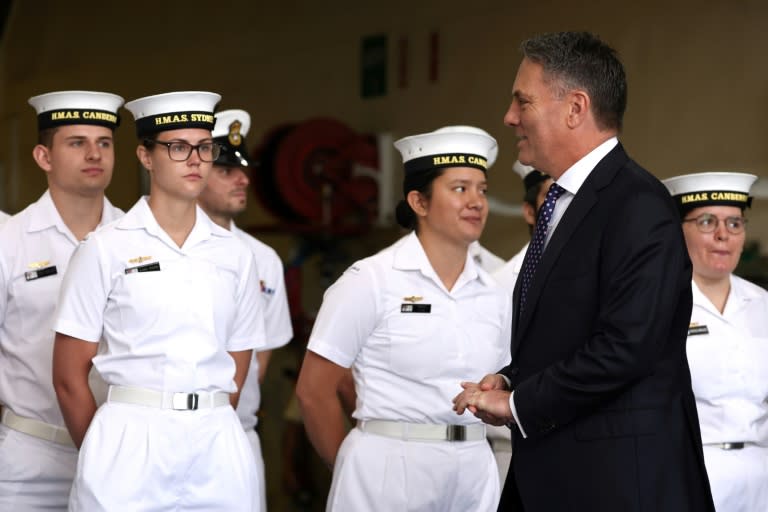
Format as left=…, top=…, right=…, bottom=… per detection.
left=147, top=139, right=221, bottom=162
left=683, top=213, right=747, bottom=234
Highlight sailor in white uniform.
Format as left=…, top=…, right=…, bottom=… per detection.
left=0, top=90, right=124, bottom=510
left=198, top=108, right=293, bottom=511
left=664, top=171, right=768, bottom=512
left=52, top=92, right=266, bottom=511
left=296, top=126, right=512, bottom=511
left=491, top=161, right=551, bottom=293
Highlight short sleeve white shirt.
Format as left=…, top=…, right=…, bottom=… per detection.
left=232, top=223, right=293, bottom=430
left=687, top=275, right=768, bottom=445
left=308, top=232, right=512, bottom=425
left=0, top=190, right=123, bottom=426
left=53, top=197, right=266, bottom=393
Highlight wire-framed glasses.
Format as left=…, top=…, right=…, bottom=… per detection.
left=683, top=213, right=747, bottom=234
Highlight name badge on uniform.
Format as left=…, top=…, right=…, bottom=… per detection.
left=401, top=303, right=431, bottom=313
left=25, top=265, right=58, bottom=281
left=688, top=323, right=709, bottom=336
left=125, top=262, right=161, bottom=274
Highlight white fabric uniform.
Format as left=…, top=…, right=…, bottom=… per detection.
left=491, top=242, right=528, bottom=294
left=308, top=232, right=512, bottom=511
left=53, top=197, right=267, bottom=512
left=484, top=243, right=528, bottom=486
left=232, top=222, right=293, bottom=512
left=0, top=190, right=122, bottom=510
left=469, top=240, right=506, bottom=273
left=0, top=211, right=9, bottom=224
left=687, top=275, right=768, bottom=512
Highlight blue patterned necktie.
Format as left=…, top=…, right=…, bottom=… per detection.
left=519, top=182, right=566, bottom=312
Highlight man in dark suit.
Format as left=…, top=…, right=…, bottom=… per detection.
left=453, top=31, right=715, bottom=511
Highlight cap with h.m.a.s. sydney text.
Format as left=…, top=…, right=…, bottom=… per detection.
left=124, top=91, right=221, bottom=138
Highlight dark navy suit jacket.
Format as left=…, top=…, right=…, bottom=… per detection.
left=499, top=144, right=715, bottom=512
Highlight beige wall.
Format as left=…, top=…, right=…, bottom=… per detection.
left=1, top=0, right=767, bottom=262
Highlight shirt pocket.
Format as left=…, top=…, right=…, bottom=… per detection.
left=385, top=309, right=444, bottom=380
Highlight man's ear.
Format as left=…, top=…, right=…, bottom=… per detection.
left=522, top=202, right=536, bottom=226
left=136, top=145, right=153, bottom=172
left=566, top=89, right=590, bottom=129
left=406, top=189, right=428, bottom=218
left=32, top=145, right=53, bottom=173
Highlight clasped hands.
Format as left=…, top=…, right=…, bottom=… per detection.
left=452, top=373, right=514, bottom=426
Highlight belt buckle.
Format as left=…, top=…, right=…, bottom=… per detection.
left=447, top=425, right=466, bottom=441
left=720, top=442, right=745, bottom=450
left=172, top=393, right=199, bottom=410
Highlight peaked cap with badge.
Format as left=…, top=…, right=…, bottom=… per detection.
left=211, top=109, right=252, bottom=168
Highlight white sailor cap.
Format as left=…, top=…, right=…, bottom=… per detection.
left=28, top=90, right=124, bottom=131
left=212, top=109, right=252, bottom=167
left=394, top=125, right=498, bottom=174
left=124, top=91, right=221, bottom=138
left=663, top=171, right=757, bottom=214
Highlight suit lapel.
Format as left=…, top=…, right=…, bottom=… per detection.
left=512, top=144, right=629, bottom=354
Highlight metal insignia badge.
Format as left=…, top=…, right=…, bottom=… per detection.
left=228, top=120, right=242, bottom=146
left=403, top=295, right=423, bottom=303
left=128, top=256, right=152, bottom=264
left=27, top=260, right=50, bottom=269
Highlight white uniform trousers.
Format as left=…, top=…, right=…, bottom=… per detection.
left=703, top=444, right=768, bottom=512
left=326, top=427, right=500, bottom=512
left=0, top=424, right=77, bottom=511
left=69, top=402, right=260, bottom=511
left=485, top=424, right=512, bottom=485
left=244, top=428, right=267, bottom=512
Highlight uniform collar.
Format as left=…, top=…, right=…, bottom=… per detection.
left=692, top=274, right=759, bottom=317
left=116, top=196, right=232, bottom=248
left=27, top=189, right=120, bottom=240
left=392, top=232, right=491, bottom=291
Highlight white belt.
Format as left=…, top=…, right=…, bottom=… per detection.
left=1, top=408, right=74, bottom=447
left=107, top=386, right=230, bottom=410
left=704, top=442, right=750, bottom=450
left=358, top=419, right=486, bottom=442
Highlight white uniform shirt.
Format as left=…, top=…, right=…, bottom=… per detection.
left=308, top=232, right=512, bottom=425
left=492, top=242, right=528, bottom=294
left=687, top=275, right=768, bottom=445
left=0, top=211, right=9, bottom=224
left=469, top=241, right=506, bottom=274
left=53, top=197, right=266, bottom=393
left=0, top=190, right=122, bottom=426
left=232, top=223, right=292, bottom=430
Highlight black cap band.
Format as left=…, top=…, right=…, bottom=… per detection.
left=135, top=110, right=215, bottom=138
left=37, top=109, right=120, bottom=131
left=404, top=152, right=488, bottom=174
left=674, top=189, right=753, bottom=216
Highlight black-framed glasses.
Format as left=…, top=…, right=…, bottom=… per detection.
left=146, top=139, right=221, bottom=162
left=683, top=213, right=747, bottom=234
